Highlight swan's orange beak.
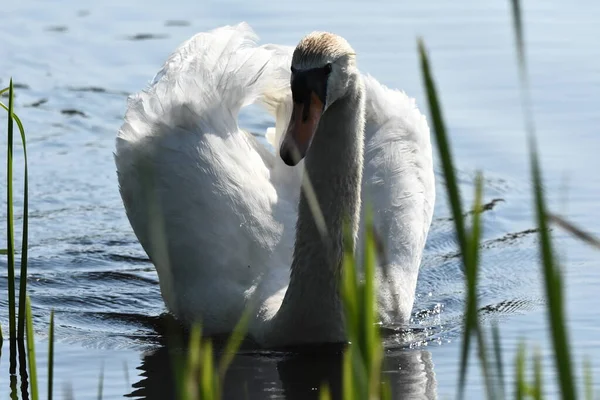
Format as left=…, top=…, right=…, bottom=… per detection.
left=280, top=92, right=323, bottom=166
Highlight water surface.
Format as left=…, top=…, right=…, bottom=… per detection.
left=1, top=0, right=600, bottom=398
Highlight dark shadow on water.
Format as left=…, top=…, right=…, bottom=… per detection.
left=126, top=330, right=438, bottom=400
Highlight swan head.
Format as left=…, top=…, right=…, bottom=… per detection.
left=280, top=32, right=358, bottom=166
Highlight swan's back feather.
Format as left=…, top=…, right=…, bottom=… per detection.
left=361, top=75, right=435, bottom=322
left=116, top=23, right=297, bottom=333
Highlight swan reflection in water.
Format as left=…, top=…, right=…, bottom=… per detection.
left=127, top=334, right=437, bottom=400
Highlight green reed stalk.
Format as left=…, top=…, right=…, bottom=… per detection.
left=584, top=359, right=593, bottom=400
left=530, top=138, right=576, bottom=400
left=533, top=348, right=543, bottom=400
left=1, top=88, right=30, bottom=341
left=2, top=80, right=30, bottom=368
left=3, top=80, right=18, bottom=371
left=25, top=296, right=39, bottom=400
left=48, top=310, right=55, bottom=400
left=491, top=324, right=506, bottom=399
left=319, top=384, right=332, bottom=400
left=340, top=211, right=389, bottom=400
left=200, top=340, right=216, bottom=400
left=515, top=343, right=526, bottom=400
left=16, top=107, right=29, bottom=342
left=510, top=0, right=579, bottom=398
left=217, top=308, right=251, bottom=381
left=418, top=39, right=491, bottom=400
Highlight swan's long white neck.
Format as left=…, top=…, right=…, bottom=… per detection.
left=267, top=76, right=365, bottom=346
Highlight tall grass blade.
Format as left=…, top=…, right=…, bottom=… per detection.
left=25, top=296, right=39, bottom=400
left=9, top=373, right=18, bottom=400
left=470, top=174, right=495, bottom=400
left=48, top=310, right=55, bottom=400
left=0, top=94, right=31, bottom=340
left=17, top=339, right=30, bottom=400
left=509, top=0, right=536, bottom=137
left=508, top=0, right=579, bottom=398
left=418, top=38, right=476, bottom=400
left=4, top=80, right=18, bottom=373
left=363, top=215, right=384, bottom=399
left=533, top=348, right=543, bottom=400
left=416, top=40, right=467, bottom=256
left=341, top=350, right=355, bottom=400
left=515, top=342, right=526, bottom=400
left=2, top=79, right=29, bottom=346
left=530, top=138, right=576, bottom=400
left=491, top=324, right=506, bottom=398
left=548, top=213, right=600, bottom=250
left=218, top=308, right=250, bottom=380
left=184, top=324, right=202, bottom=400
left=510, top=0, right=526, bottom=75
left=340, top=210, right=385, bottom=400
left=584, top=358, right=593, bottom=400
left=200, top=340, right=216, bottom=400
left=15, top=107, right=29, bottom=341
left=319, top=384, right=332, bottom=400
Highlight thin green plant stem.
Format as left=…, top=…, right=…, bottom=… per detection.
left=218, top=308, right=250, bottom=380
left=48, top=310, right=55, bottom=400
left=416, top=40, right=468, bottom=256
left=200, top=340, right=216, bottom=400
left=548, top=213, right=600, bottom=251
left=342, top=350, right=355, bottom=400
left=0, top=104, right=29, bottom=339
left=185, top=324, right=202, bottom=400
left=16, top=111, right=29, bottom=341
left=470, top=174, right=495, bottom=400
left=491, top=324, right=506, bottom=398
left=509, top=0, right=578, bottom=398
left=584, top=358, right=593, bottom=400
left=0, top=106, right=30, bottom=341
left=2, top=81, right=29, bottom=342
left=319, top=384, right=332, bottom=400
left=515, top=342, right=526, bottom=400
left=533, top=348, right=543, bottom=400
left=418, top=38, right=476, bottom=400
left=4, top=80, right=18, bottom=373
left=25, top=296, right=39, bottom=400
left=509, top=0, right=535, bottom=137
left=530, top=138, right=576, bottom=400
left=0, top=104, right=29, bottom=337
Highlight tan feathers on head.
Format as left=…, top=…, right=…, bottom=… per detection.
left=292, top=31, right=356, bottom=70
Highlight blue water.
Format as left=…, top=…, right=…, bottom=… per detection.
left=1, top=0, right=600, bottom=398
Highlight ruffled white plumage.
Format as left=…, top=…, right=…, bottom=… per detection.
left=115, top=23, right=434, bottom=343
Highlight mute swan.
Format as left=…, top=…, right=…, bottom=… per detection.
left=115, top=23, right=435, bottom=347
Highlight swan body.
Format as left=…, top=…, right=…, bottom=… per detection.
left=115, top=23, right=435, bottom=347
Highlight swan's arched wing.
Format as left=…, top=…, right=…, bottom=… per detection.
left=115, top=23, right=297, bottom=333
left=360, top=75, right=436, bottom=322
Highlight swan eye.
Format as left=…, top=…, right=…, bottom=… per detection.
left=324, top=63, right=332, bottom=74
